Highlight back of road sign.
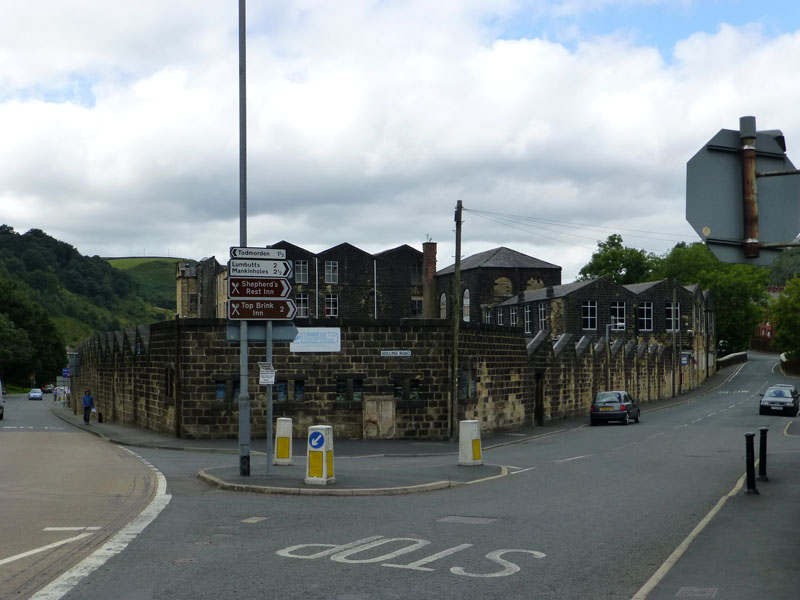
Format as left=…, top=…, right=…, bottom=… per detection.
left=686, top=128, right=800, bottom=265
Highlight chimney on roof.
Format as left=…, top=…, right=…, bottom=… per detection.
left=422, top=241, right=437, bottom=318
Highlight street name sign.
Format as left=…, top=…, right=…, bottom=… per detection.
left=228, top=277, right=292, bottom=299
left=226, top=321, right=299, bottom=343
left=228, top=299, right=297, bottom=320
left=230, top=247, right=286, bottom=260
left=228, top=259, right=293, bottom=278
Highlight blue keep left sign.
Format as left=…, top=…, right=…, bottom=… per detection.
left=309, top=431, right=325, bottom=449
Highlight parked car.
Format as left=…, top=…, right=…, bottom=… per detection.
left=44, top=384, right=54, bottom=393
left=759, top=386, right=799, bottom=416
left=590, top=390, right=640, bottom=426
left=0, top=398, right=4, bottom=420
left=28, top=388, right=44, bottom=401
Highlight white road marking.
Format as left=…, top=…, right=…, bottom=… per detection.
left=242, top=517, right=267, bottom=524
left=450, top=549, right=546, bottom=578
left=554, top=454, right=594, bottom=463
left=0, top=533, right=94, bottom=567
left=384, top=544, right=472, bottom=571
left=648, top=432, right=666, bottom=439
left=43, top=527, right=102, bottom=532
left=277, top=536, right=545, bottom=578
left=631, top=472, right=747, bottom=600
left=510, top=467, right=536, bottom=475
left=29, top=448, right=172, bottom=600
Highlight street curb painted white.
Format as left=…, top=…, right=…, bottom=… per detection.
left=29, top=448, right=172, bottom=600
left=197, top=464, right=511, bottom=496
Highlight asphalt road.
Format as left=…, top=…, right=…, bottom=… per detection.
left=10, top=352, right=800, bottom=599
left=0, top=393, right=158, bottom=599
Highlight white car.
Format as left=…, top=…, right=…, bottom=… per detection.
left=28, top=388, right=43, bottom=401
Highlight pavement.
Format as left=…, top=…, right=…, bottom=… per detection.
left=49, top=374, right=800, bottom=599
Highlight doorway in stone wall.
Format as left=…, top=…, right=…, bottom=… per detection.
left=534, top=372, right=544, bottom=427
left=363, top=396, right=396, bottom=439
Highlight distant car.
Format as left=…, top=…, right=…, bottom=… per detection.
left=759, top=386, right=799, bottom=416
left=28, top=388, right=44, bottom=401
left=590, top=390, right=641, bottom=426
left=44, top=384, right=54, bottom=393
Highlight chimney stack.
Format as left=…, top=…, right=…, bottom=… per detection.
left=422, top=242, right=437, bottom=318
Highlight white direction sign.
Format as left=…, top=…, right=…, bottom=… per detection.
left=228, top=259, right=293, bottom=278
left=230, top=247, right=286, bottom=260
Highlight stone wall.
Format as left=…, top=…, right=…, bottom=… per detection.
left=72, top=318, right=699, bottom=441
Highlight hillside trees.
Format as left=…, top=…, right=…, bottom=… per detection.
left=770, top=277, right=800, bottom=359
left=0, top=274, right=64, bottom=384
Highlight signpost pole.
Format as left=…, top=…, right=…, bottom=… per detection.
left=266, top=321, right=274, bottom=476
left=237, top=0, right=251, bottom=477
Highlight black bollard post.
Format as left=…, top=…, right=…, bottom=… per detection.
left=745, top=432, right=759, bottom=494
left=757, top=427, right=769, bottom=482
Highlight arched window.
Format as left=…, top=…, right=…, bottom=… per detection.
left=493, top=277, right=513, bottom=296
left=462, top=289, right=471, bottom=322
left=439, top=293, right=447, bottom=319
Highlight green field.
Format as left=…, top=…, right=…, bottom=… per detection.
left=107, top=257, right=193, bottom=311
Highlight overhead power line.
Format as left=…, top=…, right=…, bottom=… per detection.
left=463, top=207, right=691, bottom=253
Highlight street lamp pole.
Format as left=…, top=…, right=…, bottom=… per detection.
left=237, top=0, right=251, bottom=476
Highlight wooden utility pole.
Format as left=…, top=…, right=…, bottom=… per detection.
left=451, top=201, right=462, bottom=440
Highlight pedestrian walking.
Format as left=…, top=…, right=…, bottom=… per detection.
left=82, top=390, right=94, bottom=424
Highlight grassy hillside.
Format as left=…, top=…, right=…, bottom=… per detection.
left=107, top=257, right=193, bottom=311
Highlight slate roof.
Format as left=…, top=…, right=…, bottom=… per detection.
left=622, top=280, right=667, bottom=294
left=497, top=279, right=597, bottom=306
left=437, top=247, right=560, bottom=275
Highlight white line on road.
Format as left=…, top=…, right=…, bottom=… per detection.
left=29, top=448, right=172, bottom=600
left=0, top=533, right=94, bottom=567
left=43, top=527, right=102, bottom=532
left=630, top=472, right=747, bottom=600
left=510, top=467, right=536, bottom=475
left=647, top=432, right=666, bottom=439
left=554, top=454, right=594, bottom=463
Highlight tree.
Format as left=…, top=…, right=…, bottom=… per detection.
left=770, top=276, right=800, bottom=359
left=702, top=264, right=768, bottom=354
left=651, top=242, right=719, bottom=284
left=769, top=247, right=800, bottom=286
left=578, top=234, right=660, bottom=284
left=0, top=312, right=34, bottom=378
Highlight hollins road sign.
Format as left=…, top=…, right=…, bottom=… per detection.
left=229, top=277, right=292, bottom=299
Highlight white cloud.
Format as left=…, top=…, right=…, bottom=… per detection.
left=1, top=1, right=799, bottom=283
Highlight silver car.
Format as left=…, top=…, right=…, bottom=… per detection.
left=759, top=386, right=799, bottom=416
left=590, top=390, right=641, bottom=426
left=28, top=388, right=43, bottom=401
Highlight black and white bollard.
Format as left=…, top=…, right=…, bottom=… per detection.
left=745, top=432, right=759, bottom=495
left=757, top=427, right=769, bottom=482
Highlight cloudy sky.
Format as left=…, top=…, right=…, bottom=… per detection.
left=3, top=0, right=800, bottom=282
